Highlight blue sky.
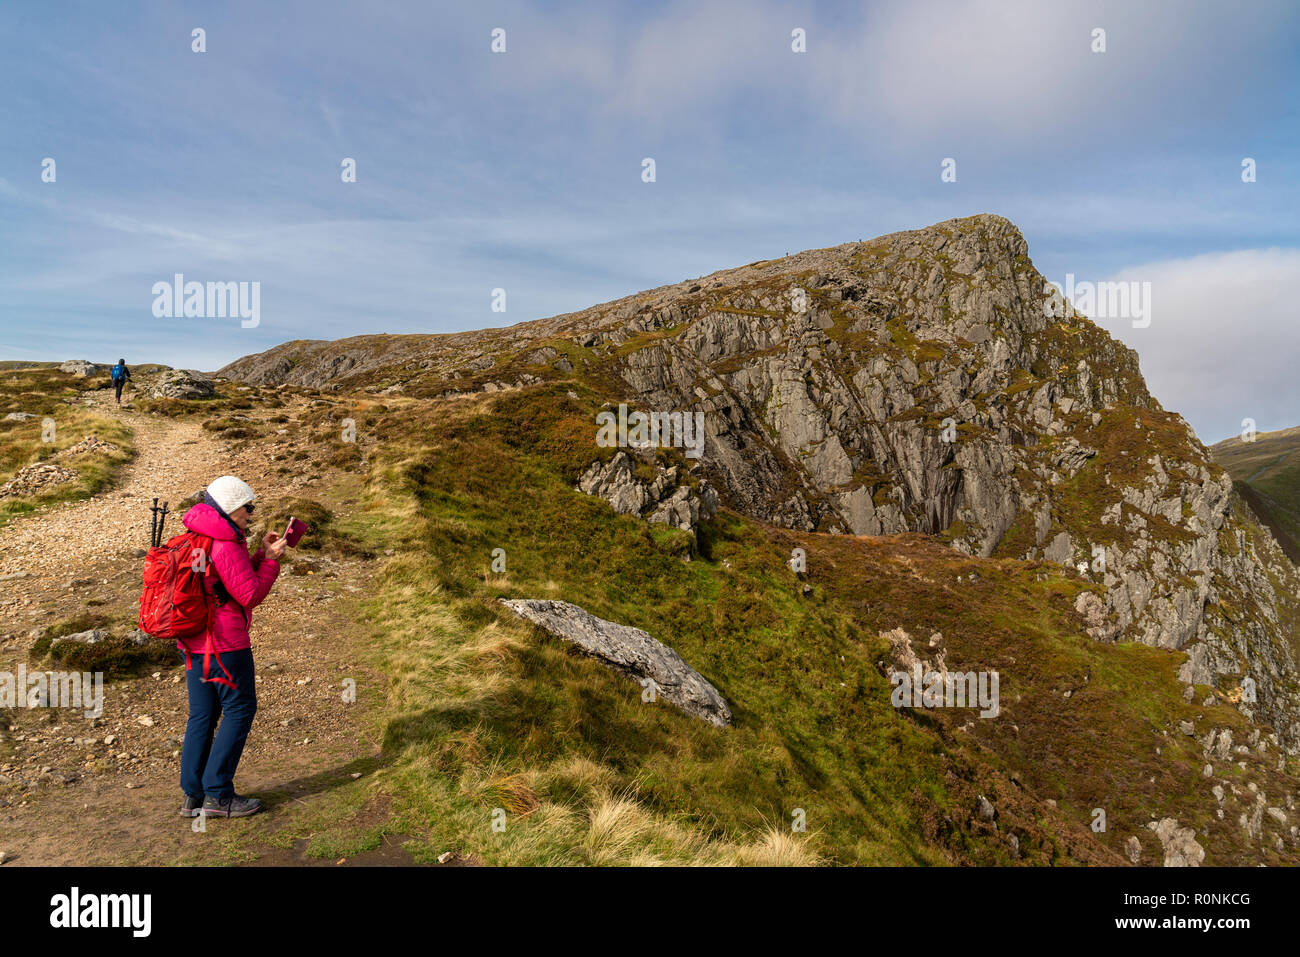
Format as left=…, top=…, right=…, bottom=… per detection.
left=2, top=0, right=1297, bottom=442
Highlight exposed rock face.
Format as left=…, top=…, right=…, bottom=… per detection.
left=882, top=626, right=948, bottom=676
left=593, top=215, right=1300, bottom=751
left=1124, top=835, right=1142, bottom=863
left=1146, top=817, right=1205, bottom=867
left=610, top=217, right=1128, bottom=553
left=3, top=412, right=36, bottom=422
left=58, top=360, right=98, bottom=377
left=1074, top=591, right=1121, bottom=642
left=219, top=336, right=435, bottom=388
left=500, top=598, right=731, bottom=727
left=576, top=451, right=719, bottom=535
left=151, top=369, right=215, bottom=399
left=217, top=213, right=1300, bottom=752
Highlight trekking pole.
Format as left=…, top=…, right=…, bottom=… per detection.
left=150, top=498, right=159, bottom=548
left=157, top=502, right=169, bottom=547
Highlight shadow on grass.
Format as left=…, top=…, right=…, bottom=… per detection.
left=251, top=751, right=389, bottom=812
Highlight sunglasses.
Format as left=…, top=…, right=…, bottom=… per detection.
left=241, top=503, right=255, bottom=514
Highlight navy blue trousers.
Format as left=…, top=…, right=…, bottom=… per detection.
left=179, top=648, right=258, bottom=800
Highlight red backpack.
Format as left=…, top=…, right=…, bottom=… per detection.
left=138, top=530, right=215, bottom=640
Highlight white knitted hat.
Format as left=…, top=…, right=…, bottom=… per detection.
left=206, top=475, right=256, bottom=515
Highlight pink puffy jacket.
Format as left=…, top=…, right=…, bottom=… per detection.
left=177, top=502, right=280, bottom=655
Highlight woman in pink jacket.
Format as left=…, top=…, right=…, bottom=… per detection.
left=177, top=475, right=285, bottom=819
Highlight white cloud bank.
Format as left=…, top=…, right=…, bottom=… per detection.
left=1086, top=248, right=1300, bottom=443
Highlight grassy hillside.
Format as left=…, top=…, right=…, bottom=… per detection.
left=278, top=383, right=1295, bottom=865
left=1211, top=426, right=1300, bottom=562
left=4, top=361, right=1295, bottom=865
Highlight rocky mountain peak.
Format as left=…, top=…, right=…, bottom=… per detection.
left=219, top=214, right=1300, bottom=751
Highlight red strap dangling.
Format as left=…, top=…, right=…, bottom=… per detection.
left=199, top=566, right=238, bottom=691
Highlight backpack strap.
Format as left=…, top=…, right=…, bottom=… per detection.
left=200, top=623, right=239, bottom=691
left=190, top=537, right=239, bottom=691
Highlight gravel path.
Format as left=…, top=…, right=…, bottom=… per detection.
left=0, top=389, right=384, bottom=865
left=0, top=405, right=213, bottom=588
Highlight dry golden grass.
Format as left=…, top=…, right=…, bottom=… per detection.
left=581, top=791, right=822, bottom=866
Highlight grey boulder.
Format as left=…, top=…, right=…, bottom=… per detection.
left=151, top=369, right=216, bottom=399
left=500, top=598, right=731, bottom=727
left=55, top=629, right=111, bottom=645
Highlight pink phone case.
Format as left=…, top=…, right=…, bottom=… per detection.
left=284, top=517, right=308, bottom=547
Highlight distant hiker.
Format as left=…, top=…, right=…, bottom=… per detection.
left=176, top=475, right=286, bottom=819
left=110, top=359, right=131, bottom=404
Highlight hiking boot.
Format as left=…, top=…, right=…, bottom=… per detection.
left=202, top=794, right=263, bottom=818
left=178, top=794, right=203, bottom=817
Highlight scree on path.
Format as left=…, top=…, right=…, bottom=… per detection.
left=0, top=386, right=388, bottom=865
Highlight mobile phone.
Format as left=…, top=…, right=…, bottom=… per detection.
left=283, top=517, right=308, bottom=548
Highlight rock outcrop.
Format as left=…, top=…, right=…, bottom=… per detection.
left=576, top=451, right=719, bottom=535
left=151, top=369, right=215, bottom=399
left=1146, top=817, right=1205, bottom=867
left=58, top=360, right=98, bottom=377
left=590, top=215, right=1300, bottom=750
left=500, top=598, right=732, bottom=727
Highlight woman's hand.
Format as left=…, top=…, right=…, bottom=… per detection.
left=263, top=530, right=287, bottom=560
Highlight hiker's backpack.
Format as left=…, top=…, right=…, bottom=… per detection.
left=138, top=531, right=215, bottom=640
left=111, top=364, right=125, bottom=382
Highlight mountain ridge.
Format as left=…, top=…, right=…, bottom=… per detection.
left=1211, top=426, right=1300, bottom=564
left=220, top=213, right=1300, bottom=755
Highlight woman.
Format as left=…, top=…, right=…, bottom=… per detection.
left=177, top=475, right=286, bottom=819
